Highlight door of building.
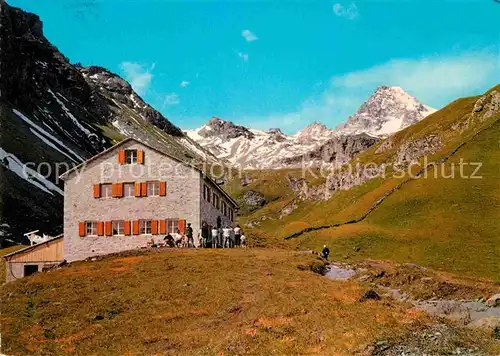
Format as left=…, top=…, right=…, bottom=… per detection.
left=24, top=265, right=39, bottom=277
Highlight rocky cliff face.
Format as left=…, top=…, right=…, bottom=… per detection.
left=0, top=2, right=214, bottom=244
left=281, top=134, right=379, bottom=167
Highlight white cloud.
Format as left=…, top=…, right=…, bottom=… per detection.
left=162, top=93, right=180, bottom=108
left=333, top=3, right=359, bottom=20
left=242, top=29, right=258, bottom=42
left=235, top=50, right=500, bottom=134
left=237, top=52, right=249, bottom=62
left=180, top=80, right=190, bottom=88
left=120, top=62, right=154, bottom=95
left=330, top=51, right=500, bottom=105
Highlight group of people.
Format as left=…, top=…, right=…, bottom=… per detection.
left=160, top=221, right=246, bottom=249
left=201, top=223, right=246, bottom=248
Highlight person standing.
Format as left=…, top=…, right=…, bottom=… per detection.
left=321, top=245, right=330, bottom=260
left=223, top=226, right=232, bottom=248
left=218, top=226, right=224, bottom=248
left=186, top=223, right=194, bottom=248
left=201, top=222, right=209, bottom=248
left=211, top=226, right=219, bottom=248
left=234, top=225, right=242, bottom=247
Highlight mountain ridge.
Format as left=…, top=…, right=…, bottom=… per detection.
left=186, top=86, right=435, bottom=169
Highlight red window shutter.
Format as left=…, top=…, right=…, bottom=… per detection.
left=141, top=183, right=147, bottom=197
left=93, top=184, right=101, bottom=198
left=97, top=222, right=104, bottom=236
left=134, top=182, right=142, bottom=197
left=118, top=150, right=125, bottom=164
left=111, top=183, right=118, bottom=197
left=78, top=222, right=86, bottom=237
left=151, top=220, right=158, bottom=235
left=137, top=150, right=144, bottom=164
left=159, top=220, right=166, bottom=234
left=178, top=219, right=186, bottom=234
left=117, top=183, right=124, bottom=198
left=105, top=221, right=112, bottom=236
left=132, top=220, right=140, bottom=235
left=159, top=181, right=167, bottom=196
left=124, top=221, right=131, bottom=236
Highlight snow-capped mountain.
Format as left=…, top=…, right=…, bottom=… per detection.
left=335, top=86, right=436, bottom=137
left=186, top=86, right=435, bottom=170
left=186, top=118, right=378, bottom=169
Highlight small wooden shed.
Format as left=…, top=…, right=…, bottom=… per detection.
left=3, top=235, right=64, bottom=282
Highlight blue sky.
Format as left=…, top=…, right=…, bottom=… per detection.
left=10, top=0, right=500, bottom=134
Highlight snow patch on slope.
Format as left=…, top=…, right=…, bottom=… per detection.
left=48, top=89, right=93, bottom=136
left=13, top=109, right=85, bottom=162
left=0, top=147, right=64, bottom=196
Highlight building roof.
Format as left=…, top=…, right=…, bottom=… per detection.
left=3, top=234, right=64, bottom=261
left=58, top=138, right=238, bottom=208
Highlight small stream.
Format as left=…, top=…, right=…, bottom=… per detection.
left=324, top=263, right=500, bottom=326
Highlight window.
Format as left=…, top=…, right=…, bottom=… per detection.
left=222, top=202, right=227, bottom=216
left=85, top=221, right=98, bottom=236
left=100, top=183, right=113, bottom=198
left=216, top=195, right=220, bottom=210
left=166, top=219, right=179, bottom=234
left=147, top=181, right=160, bottom=196
left=203, top=185, right=211, bottom=202
left=140, top=220, right=152, bottom=234
left=125, top=149, right=138, bottom=164
left=212, top=192, right=216, bottom=207
left=229, top=208, right=234, bottom=222
left=123, top=183, right=135, bottom=197
left=112, top=220, right=125, bottom=235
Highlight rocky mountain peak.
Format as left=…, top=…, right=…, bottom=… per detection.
left=198, top=117, right=255, bottom=140
left=335, top=86, right=436, bottom=137
left=296, top=121, right=333, bottom=144
left=268, top=128, right=283, bottom=135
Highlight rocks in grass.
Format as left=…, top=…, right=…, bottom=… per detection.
left=485, top=293, right=500, bottom=307
left=359, top=289, right=381, bottom=302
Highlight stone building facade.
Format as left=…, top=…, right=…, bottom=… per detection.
left=61, top=138, right=237, bottom=262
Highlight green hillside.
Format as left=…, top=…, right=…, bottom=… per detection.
left=229, top=85, right=500, bottom=280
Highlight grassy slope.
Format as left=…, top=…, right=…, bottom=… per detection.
left=2, top=249, right=498, bottom=355
left=230, top=86, right=500, bottom=279
left=299, top=117, right=500, bottom=280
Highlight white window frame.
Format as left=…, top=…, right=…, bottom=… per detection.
left=166, top=218, right=179, bottom=234
left=123, top=182, right=135, bottom=197
left=147, top=181, right=160, bottom=197
left=112, top=220, right=125, bottom=236
left=140, top=220, right=152, bottom=235
left=125, top=149, right=138, bottom=164
left=85, top=221, right=98, bottom=236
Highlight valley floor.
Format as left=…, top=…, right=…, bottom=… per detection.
left=1, top=248, right=499, bottom=355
